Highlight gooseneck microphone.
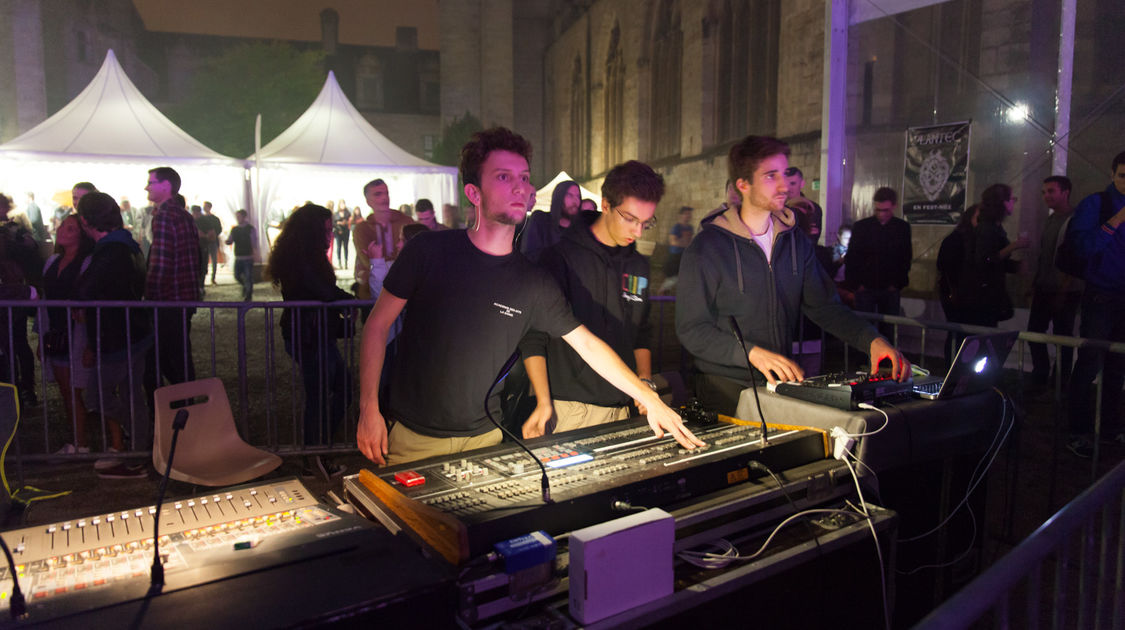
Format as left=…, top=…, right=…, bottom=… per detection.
left=484, top=348, right=553, bottom=503
left=728, top=316, right=769, bottom=446
left=0, top=535, right=27, bottom=619
left=151, top=408, right=189, bottom=589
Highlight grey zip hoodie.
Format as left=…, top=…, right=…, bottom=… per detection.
left=675, top=205, right=880, bottom=383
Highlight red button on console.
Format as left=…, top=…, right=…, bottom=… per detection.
left=394, top=471, right=426, bottom=487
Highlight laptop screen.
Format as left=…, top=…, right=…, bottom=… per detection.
left=932, top=331, right=1019, bottom=398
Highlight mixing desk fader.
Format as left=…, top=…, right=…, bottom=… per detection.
left=346, top=417, right=830, bottom=564
left=0, top=478, right=374, bottom=624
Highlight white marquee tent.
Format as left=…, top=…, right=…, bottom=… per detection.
left=0, top=49, right=247, bottom=234
left=252, top=71, right=457, bottom=232
left=531, top=171, right=601, bottom=214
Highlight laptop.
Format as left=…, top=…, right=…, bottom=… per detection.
left=913, top=331, right=1019, bottom=400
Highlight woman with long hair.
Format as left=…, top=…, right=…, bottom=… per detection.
left=42, top=214, right=97, bottom=453
left=961, top=184, right=1030, bottom=327
left=937, top=204, right=980, bottom=362
left=266, top=203, right=353, bottom=478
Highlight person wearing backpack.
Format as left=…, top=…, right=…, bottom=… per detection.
left=1065, top=151, right=1125, bottom=458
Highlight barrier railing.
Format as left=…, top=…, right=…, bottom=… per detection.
left=5, top=297, right=1123, bottom=478
left=913, top=460, right=1125, bottom=630
left=2, top=298, right=369, bottom=468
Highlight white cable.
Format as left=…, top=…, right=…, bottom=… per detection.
left=677, top=539, right=738, bottom=569
left=898, top=503, right=979, bottom=575
left=844, top=443, right=884, bottom=505
left=899, top=390, right=1011, bottom=542
left=851, top=403, right=891, bottom=437
left=676, top=508, right=859, bottom=568
left=843, top=457, right=891, bottom=630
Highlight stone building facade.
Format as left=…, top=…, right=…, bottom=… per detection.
left=541, top=0, right=1124, bottom=298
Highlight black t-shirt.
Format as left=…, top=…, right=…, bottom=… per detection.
left=383, top=230, right=581, bottom=437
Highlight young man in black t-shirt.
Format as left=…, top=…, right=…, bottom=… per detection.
left=520, top=160, right=662, bottom=438
left=356, top=128, right=703, bottom=466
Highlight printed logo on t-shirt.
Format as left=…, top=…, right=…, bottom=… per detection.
left=621, top=274, right=648, bottom=302
left=493, top=302, right=524, bottom=318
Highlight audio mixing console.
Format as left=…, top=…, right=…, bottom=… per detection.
left=0, top=478, right=375, bottom=624
left=345, top=418, right=829, bottom=564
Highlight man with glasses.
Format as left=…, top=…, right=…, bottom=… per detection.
left=677, top=136, right=910, bottom=415
left=520, top=160, right=662, bottom=438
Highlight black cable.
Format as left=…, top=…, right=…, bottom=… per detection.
left=729, top=317, right=768, bottom=445
left=0, top=534, right=26, bottom=619
left=748, top=461, right=824, bottom=559
left=484, top=349, right=552, bottom=503
left=151, top=409, right=189, bottom=589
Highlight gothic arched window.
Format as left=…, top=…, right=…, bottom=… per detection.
left=604, top=24, right=625, bottom=168
left=650, top=0, right=681, bottom=159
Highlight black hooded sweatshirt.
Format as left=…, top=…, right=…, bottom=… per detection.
left=675, top=206, right=880, bottom=383
left=520, top=211, right=652, bottom=406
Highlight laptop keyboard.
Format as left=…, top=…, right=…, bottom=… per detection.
left=915, top=380, right=942, bottom=394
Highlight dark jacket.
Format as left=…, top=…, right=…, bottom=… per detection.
left=519, top=181, right=579, bottom=263
left=676, top=206, right=880, bottom=383
left=845, top=215, right=912, bottom=291
left=520, top=211, right=652, bottom=406
left=962, top=222, right=1018, bottom=323
left=1068, top=184, right=1125, bottom=293
left=77, top=229, right=151, bottom=356
left=279, top=262, right=354, bottom=350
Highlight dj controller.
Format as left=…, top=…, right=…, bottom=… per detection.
left=344, top=417, right=830, bottom=564
left=0, top=478, right=379, bottom=625
left=767, top=371, right=914, bottom=410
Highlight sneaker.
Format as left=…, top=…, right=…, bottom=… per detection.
left=1067, top=437, right=1093, bottom=459
left=97, top=462, right=147, bottom=479
left=94, top=448, right=123, bottom=471
left=53, top=444, right=91, bottom=456
left=302, top=456, right=346, bottom=481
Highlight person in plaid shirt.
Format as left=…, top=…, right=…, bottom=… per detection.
left=144, top=166, right=199, bottom=386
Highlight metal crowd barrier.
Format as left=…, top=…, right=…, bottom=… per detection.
left=5, top=298, right=1124, bottom=471
left=2, top=298, right=370, bottom=468
left=913, top=460, right=1125, bottom=630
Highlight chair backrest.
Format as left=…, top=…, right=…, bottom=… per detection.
left=153, top=377, right=236, bottom=470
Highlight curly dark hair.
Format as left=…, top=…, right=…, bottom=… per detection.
left=76, top=192, right=123, bottom=232
left=266, top=203, right=333, bottom=288
left=601, top=161, right=665, bottom=207
left=460, top=127, right=533, bottom=187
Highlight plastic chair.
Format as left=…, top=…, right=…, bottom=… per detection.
left=152, top=377, right=281, bottom=486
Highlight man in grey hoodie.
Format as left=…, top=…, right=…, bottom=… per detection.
left=675, top=135, right=910, bottom=415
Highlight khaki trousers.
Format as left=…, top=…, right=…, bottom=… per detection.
left=553, top=399, right=631, bottom=434
left=385, top=423, right=503, bottom=466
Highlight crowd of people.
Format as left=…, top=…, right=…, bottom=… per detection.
left=2, top=135, right=1122, bottom=477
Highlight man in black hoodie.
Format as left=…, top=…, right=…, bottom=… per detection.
left=519, top=180, right=581, bottom=263
left=676, top=136, right=910, bottom=415
left=521, top=161, right=660, bottom=437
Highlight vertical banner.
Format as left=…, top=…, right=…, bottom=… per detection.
left=903, top=121, right=971, bottom=224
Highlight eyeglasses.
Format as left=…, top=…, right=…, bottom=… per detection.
left=613, top=206, right=657, bottom=230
